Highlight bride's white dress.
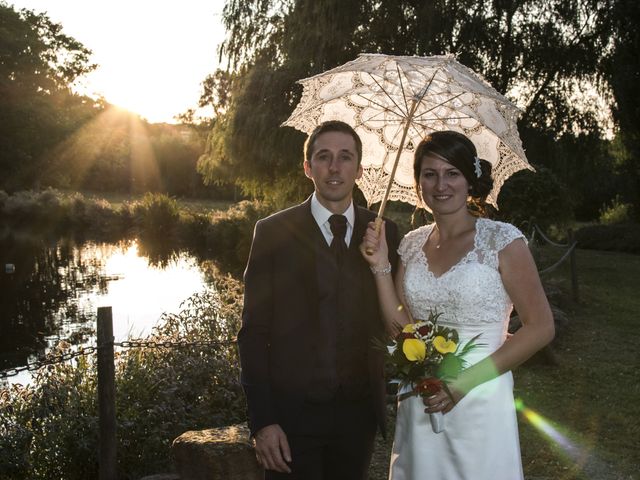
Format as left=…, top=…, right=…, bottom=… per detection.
left=390, top=218, right=525, bottom=480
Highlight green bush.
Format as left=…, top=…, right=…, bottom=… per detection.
left=0, top=275, right=245, bottom=480
left=599, top=196, right=633, bottom=225
left=132, top=193, right=181, bottom=236
left=206, top=200, right=275, bottom=270
left=496, top=165, right=574, bottom=232
left=1, top=190, right=63, bottom=227
left=574, top=223, right=640, bottom=253
left=0, top=190, right=278, bottom=272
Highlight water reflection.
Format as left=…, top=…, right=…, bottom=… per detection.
left=0, top=231, right=210, bottom=375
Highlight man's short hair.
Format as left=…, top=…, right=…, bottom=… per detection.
left=304, top=120, right=363, bottom=165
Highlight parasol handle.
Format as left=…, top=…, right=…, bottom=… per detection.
left=366, top=217, right=385, bottom=254
left=366, top=98, right=419, bottom=255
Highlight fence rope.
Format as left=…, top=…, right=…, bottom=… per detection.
left=0, top=338, right=236, bottom=379
left=538, top=242, right=577, bottom=274
left=532, top=224, right=570, bottom=248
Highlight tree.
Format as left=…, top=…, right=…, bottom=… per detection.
left=0, top=3, right=101, bottom=190
left=199, top=0, right=617, bottom=212
left=603, top=0, right=640, bottom=217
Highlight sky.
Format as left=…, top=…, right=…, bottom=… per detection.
left=9, top=0, right=228, bottom=123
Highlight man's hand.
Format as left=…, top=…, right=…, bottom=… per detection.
left=254, top=424, right=292, bottom=473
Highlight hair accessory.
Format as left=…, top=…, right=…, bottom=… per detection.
left=473, top=156, right=482, bottom=178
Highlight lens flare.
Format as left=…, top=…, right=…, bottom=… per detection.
left=515, top=398, right=616, bottom=477
left=515, top=398, right=581, bottom=459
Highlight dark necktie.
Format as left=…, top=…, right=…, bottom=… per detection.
left=328, top=214, right=348, bottom=265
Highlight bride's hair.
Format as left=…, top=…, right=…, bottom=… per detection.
left=412, top=131, right=493, bottom=214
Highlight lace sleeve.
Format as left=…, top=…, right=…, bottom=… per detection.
left=493, top=221, right=526, bottom=252
left=398, top=225, right=431, bottom=268
left=477, top=219, right=525, bottom=270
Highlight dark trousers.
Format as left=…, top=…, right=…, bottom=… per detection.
left=265, top=394, right=377, bottom=480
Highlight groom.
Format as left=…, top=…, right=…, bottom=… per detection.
left=238, top=120, right=399, bottom=479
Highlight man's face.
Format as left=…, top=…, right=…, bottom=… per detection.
left=304, top=131, right=363, bottom=213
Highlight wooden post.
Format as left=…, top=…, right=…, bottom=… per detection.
left=97, top=307, right=117, bottom=480
left=568, top=229, right=579, bottom=303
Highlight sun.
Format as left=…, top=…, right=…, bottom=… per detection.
left=11, top=0, right=228, bottom=124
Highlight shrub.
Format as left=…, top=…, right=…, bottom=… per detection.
left=574, top=223, right=640, bottom=253
left=0, top=190, right=277, bottom=273
left=1, top=190, right=41, bottom=224
left=496, top=165, right=574, bottom=232
left=206, top=200, right=275, bottom=271
left=132, top=193, right=181, bottom=236
left=599, top=196, right=633, bottom=225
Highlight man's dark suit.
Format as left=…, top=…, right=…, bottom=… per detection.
left=238, top=196, right=399, bottom=479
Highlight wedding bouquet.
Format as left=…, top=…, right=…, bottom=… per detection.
left=382, top=311, right=480, bottom=433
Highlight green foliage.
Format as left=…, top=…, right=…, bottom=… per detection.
left=0, top=356, right=100, bottom=480
left=206, top=199, right=276, bottom=269
left=496, top=164, right=574, bottom=232
left=0, top=188, right=65, bottom=229
left=0, top=3, right=221, bottom=197
left=200, top=0, right=617, bottom=209
left=599, top=195, right=633, bottom=224
left=574, top=223, right=640, bottom=253
left=0, top=3, right=101, bottom=190
left=0, top=276, right=245, bottom=480
left=602, top=0, right=640, bottom=217
left=0, top=190, right=277, bottom=273
left=40, top=112, right=227, bottom=199
left=132, top=193, right=181, bottom=236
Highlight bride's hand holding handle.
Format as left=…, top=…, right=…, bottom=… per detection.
left=359, top=220, right=409, bottom=337
left=360, top=220, right=389, bottom=269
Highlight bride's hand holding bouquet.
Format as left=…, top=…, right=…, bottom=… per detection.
left=380, top=311, right=481, bottom=433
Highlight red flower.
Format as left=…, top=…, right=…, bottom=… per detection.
left=396, top=331, right=415, bottom=341
left=415, top=377, right=443, bottom=396
left=417, top=325, right=432, bottom=336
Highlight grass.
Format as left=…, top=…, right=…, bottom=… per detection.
left=368, top=247, right=640, bottom=480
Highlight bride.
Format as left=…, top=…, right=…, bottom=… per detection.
left=360, top=130, right=555, bottom=479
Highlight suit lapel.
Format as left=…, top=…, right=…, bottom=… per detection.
left=290, top=197, right=321, bottom=312
left=351, top=206, right=368, bottom=252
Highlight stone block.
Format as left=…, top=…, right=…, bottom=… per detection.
left=172, top=423, right=262, bottom=480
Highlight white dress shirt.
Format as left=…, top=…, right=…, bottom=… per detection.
left=310, top=193, right=355, bottom=247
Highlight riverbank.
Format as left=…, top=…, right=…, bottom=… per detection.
left=0, top=189, right=275, bottom=275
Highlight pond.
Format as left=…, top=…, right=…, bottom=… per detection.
left=0, top=233, right=222, bottom=385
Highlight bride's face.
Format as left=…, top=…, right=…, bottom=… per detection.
left=418, top=154, right=470, bottom=215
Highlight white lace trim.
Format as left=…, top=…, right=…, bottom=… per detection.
left=398, top=218, right=524, bottom=325
left=282, top=54, right=534, bottom=209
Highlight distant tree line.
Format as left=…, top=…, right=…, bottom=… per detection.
left=0, top=3, right=232, bottom=199
left=197, top=0, right=639, bottom=221
left=2, top=1, right=638, bottom=220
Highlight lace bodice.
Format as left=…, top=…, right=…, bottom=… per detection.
left=399, top=218, right=525, bottom=326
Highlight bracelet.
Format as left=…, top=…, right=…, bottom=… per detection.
left=370, top=262, right=392, bottom=276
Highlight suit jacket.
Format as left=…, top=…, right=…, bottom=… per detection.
left=238, top=196, right=399, bottom=437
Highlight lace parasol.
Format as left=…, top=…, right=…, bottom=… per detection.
left=283, top=53, right=533, bottom=211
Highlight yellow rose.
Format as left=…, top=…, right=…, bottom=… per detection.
left=402, top=338, right=426, bottom=361
left=402, top=323, right=417, bottom=333
left=433, top=336, right=457, bottom=354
